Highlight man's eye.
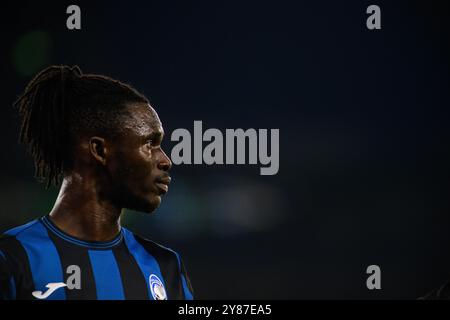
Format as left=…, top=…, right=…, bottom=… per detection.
left=147, top=140, right=153, bottom=145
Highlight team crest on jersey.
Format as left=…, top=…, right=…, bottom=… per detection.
left=149, top=274, right=167, bottom=300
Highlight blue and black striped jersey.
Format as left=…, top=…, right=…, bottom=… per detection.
left=0, top=216, right=194, bottom=300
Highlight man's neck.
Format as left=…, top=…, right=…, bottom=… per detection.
left=48, top=175, right=123, bottom=242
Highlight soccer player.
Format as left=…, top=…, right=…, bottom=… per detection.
left=0, top=65, right=194, bottom=300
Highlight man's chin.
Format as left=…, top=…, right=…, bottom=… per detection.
left=126, top=195, right=161, bottom=214
left=142, top=196, right=162, bottom=214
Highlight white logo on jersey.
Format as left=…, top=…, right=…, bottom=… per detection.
left=149, top=274, right=167, bottom=300
left=31, top=264, right=81, bottom=299
left=32, top=282, right=67, bottom=299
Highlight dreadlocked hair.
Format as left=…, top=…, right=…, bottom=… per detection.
left=14, top=65, right=149, bottom=188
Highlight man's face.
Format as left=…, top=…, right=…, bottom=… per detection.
left=105, top=103, right=172, bottom=213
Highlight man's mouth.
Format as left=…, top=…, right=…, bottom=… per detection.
left=155, top=176, right=171, bottom=194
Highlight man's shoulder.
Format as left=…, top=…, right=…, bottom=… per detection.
left=1, top=219, right=40, bottom=239
left=0, top=219, right=41, bottom=268
left=122, top=228, right=181, bottom=265
left=421, top=279, right=450, bottom=300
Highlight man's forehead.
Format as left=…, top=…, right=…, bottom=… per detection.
left=124, top=103, right=164, bottom=136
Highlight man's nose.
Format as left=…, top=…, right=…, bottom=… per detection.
left=157, top=149, right=172, bottom=171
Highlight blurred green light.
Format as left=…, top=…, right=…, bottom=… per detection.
left=12, top=30, right=52, bottom=77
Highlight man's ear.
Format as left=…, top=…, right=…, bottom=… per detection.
left=89, top=136, right=108, bottom=165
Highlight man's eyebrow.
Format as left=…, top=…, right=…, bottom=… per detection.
left=145, top=131, right=164, bottom=140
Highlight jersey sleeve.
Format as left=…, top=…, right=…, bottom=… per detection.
left=420, top=279, right=450, bottom=300
left=0, top=249, right=15, bottom=300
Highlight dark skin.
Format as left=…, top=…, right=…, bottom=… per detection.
left=49, top=103, right=172, bottom=242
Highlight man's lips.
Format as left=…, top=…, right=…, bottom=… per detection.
left=155, top=176, right=171, bottom=194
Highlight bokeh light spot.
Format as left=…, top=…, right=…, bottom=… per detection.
left=12, top=30, right=52, bottom=77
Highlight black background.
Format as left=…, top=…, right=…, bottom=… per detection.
left=1, top=0, right=450, bottom=299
